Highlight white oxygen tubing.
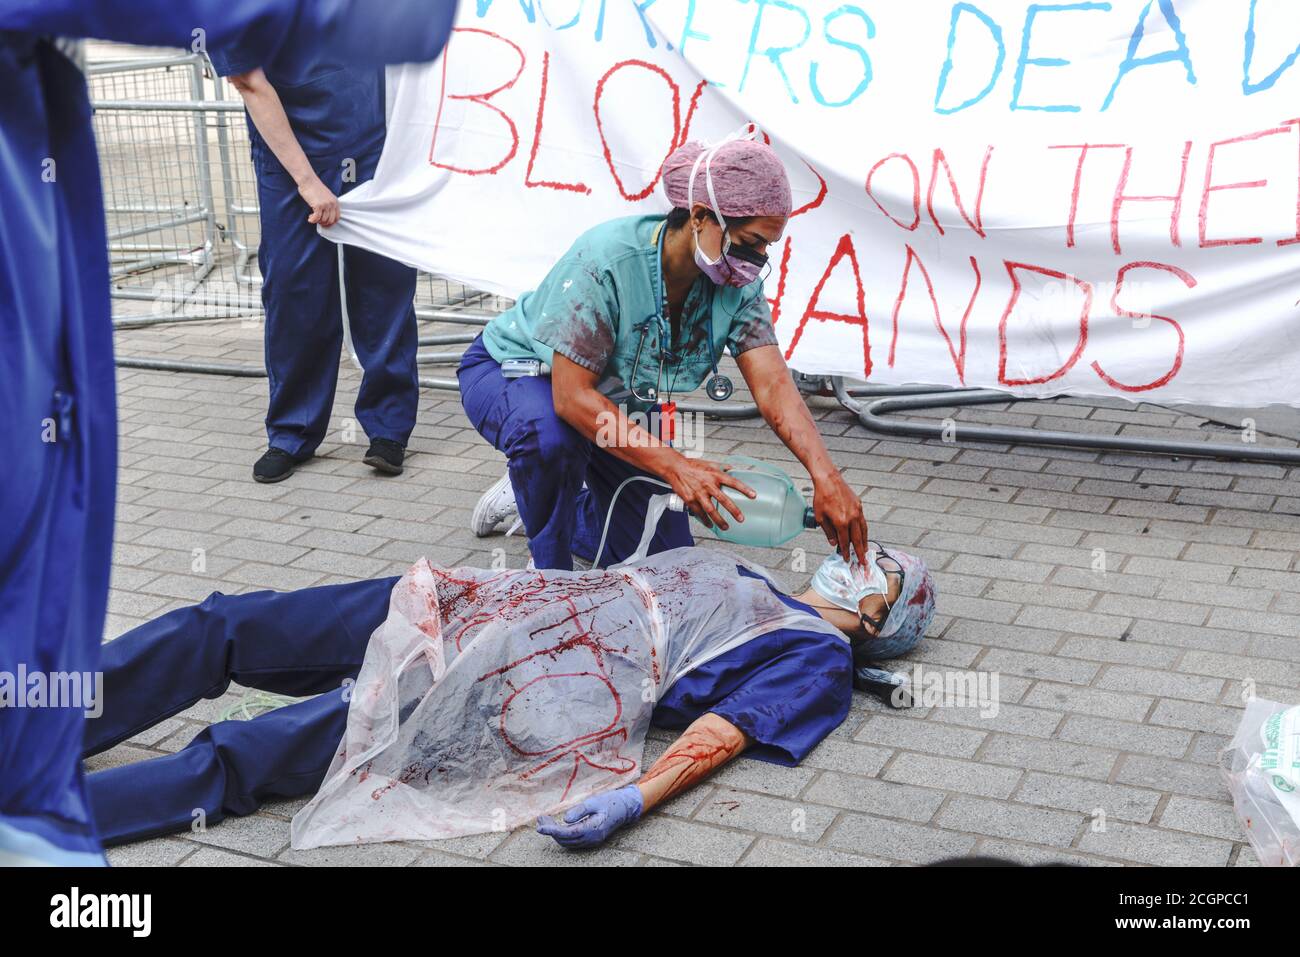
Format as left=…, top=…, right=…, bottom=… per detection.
left=592, top=475, right=674, bottom=568
left=219, top=690, right=299, bottom=721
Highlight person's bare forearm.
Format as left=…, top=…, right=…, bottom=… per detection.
left=230, top=68, right=339, bottom=226
left=554, top=379, right=681, bottom=477
left=741, top=346, right=836, bottom=481
left=230, top=69, right=316, bottom=187
left=536, top=712, right=747, bottom=848
left=550, top=353, right=758, bottom=529
left=738, top=344, right=869, bottom=561
left=636, top=712, right=748, bottom=812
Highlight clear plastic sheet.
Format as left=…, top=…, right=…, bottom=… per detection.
left=291, top=546, right=843, bottom=848
left=1220, top=697, right=1300, bottom=867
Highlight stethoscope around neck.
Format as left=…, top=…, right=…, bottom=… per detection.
left=628, top=222, right=734, bottom=405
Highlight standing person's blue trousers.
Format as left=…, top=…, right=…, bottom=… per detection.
left=84, top=573, right=851, bottom=846
left=256, top=145, right=419, bottom=457
left=457, top=335, right=692, bottom=569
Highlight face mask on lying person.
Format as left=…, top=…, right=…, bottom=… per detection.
left=798, top=543, right=936, bottom=657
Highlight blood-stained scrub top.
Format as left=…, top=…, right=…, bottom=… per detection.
left=481, top=215, right=778, bottom=408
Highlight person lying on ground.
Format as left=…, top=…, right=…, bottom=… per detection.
left=82, top=544, right=934, bottom=851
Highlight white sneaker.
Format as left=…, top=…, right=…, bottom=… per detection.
left=471, top=472, right=519, bottom=537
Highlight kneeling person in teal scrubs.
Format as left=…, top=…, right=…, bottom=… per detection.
left=460, top=132, right=871, bottom=570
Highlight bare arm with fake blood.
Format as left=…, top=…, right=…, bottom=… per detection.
left=550, top=353, right=755, bottom=531
left=537, top=712, right=748, bottom=848
left=637, top=712, right=749, bottom=811
left=736, top=343, right=870, bottom=565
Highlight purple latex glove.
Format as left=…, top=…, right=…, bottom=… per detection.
left=536, top=784, right=644, bottom=849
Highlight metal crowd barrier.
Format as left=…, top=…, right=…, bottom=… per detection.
left=829, top=379, right=1300, bottom=465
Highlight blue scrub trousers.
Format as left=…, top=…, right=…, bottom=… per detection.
left=82, top=578, right=395, bottom=846
left=457, top=335, right=693, bottom=569
left=256, top=145, right=418, bottom=457
left=83, top=573, right=853, bottom=845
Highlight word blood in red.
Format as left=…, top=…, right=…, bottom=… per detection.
left=429, top=28, right=526, bottom=175
left=527, top=52, right=591, bottom=194
left=593, top=60, right=696, bottom=201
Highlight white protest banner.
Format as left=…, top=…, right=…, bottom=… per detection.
left=324, top=0, right=1300, bottom=408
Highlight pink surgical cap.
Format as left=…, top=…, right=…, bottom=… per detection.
left=662, top=138, right=792, bottom=219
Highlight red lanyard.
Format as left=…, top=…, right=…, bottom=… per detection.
left=660, top=400, right=677, bottom=445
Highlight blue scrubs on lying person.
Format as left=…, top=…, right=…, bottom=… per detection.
left=83, top=547, right=935, bottom=849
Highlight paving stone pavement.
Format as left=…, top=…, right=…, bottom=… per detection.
left=95, top=312, right=1300, bottom=867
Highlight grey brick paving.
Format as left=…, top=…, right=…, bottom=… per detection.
left=739, top=838, right=891, bottom=867
left=883, top=753, right=1022, bottom=799
left=1077, top=821, right=1234, bottom=867
left=1012, top=772, right=1161, bottom=824
left=825, top=814, right=977, bottom=864
left=96, top=314, right=1300, bottom=866
left=802, top=771, right=947, bottom=822
left=935, top=795, right=1082, bottom=847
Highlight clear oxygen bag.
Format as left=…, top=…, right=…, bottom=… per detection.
left=290, top=546, right=843, bottom=848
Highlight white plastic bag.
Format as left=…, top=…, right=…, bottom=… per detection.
left=290, top=546, right=842, bottom=848
left=1220, top=697, right=1300, bottom=867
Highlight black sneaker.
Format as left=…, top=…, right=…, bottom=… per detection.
left=853, top=665, right=912, bottom=708
left=253, top=447, right=311, bottom=484
left=363, top=438, right=405, bottom=475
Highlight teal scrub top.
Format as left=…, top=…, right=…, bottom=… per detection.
left=482, top=215, right=778, bottom=408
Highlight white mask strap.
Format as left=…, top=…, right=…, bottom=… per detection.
left=686, top=124, right=763, bottom=241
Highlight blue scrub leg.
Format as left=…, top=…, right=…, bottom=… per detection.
left=1, top=39, right=117, bottom=864
left=457, top=335, right=692, bottom=569
left=83, top=577, right=396, bottom=846
left=256, top=146, right=418, bottom=458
